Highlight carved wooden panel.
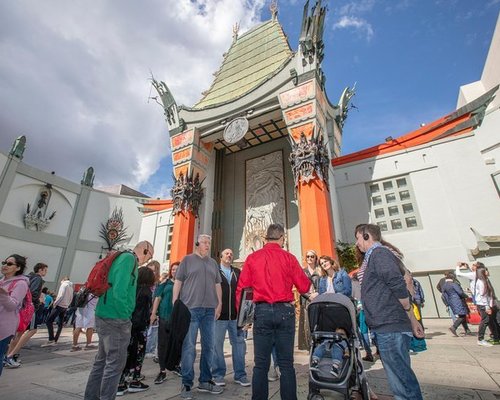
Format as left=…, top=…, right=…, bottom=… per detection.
left=241, top=150, right=287, bottom=258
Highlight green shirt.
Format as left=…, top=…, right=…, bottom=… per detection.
left=154, top=279, right=174, bottom=320
left=95, top=252, right=137, bottom=320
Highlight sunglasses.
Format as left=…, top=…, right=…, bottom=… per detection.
left=306, top=255, right=316, bottom=259
left=2, top=261, right=17, bottom=267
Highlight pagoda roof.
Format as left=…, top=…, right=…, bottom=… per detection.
left=193, top=19, right=293, bottom=110
left=332, top=85, right=499, bottom=168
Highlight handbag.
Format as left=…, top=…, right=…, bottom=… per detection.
left=237, top=288, right=255, bottom=328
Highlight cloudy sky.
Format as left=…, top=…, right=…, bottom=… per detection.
left=1, top=0, right=499, bottom=198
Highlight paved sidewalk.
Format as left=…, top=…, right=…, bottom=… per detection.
left=1, top=319, right=499, bottom=399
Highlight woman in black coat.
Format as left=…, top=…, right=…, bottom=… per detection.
left=441, top=272, right=471, bottom=336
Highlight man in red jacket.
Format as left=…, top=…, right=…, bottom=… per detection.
left=236, top=223, right=310, bottom=400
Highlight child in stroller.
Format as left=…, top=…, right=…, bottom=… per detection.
left=307, top=293, right=370, bottom=400
left=310, top=327, right=350, bottom=378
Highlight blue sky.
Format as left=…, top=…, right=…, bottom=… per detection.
left=141, top=0, right=500, bottom=197
left=0, top=1, right=498, bottom=198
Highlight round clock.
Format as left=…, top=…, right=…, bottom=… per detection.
left=223, top=117, right=249, bottom=144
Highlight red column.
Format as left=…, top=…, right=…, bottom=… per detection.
left=297, top=175, right=337, bottom=259
left=169, top=210, right=196, bottom=263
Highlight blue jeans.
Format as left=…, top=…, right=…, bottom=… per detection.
left=0, top=335, right=13, bottom=377
left=145, top=323, right=158, bottom=354
left=252, top=303, right=296, bottom=400
left=312, top=341, right=346, bottom=364
left=375, top=331, right=423, bottom=400
left=181, top=308, right=215, bottom=388
left=213, top=319, right=247, bottom=381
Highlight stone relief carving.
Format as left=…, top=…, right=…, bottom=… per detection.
left=24, top=185, right=56, bottom=231
left=171, top=171, right=204, bottom=217
left=289, top=131, right=329, bottom=195
left=242, top=151, right=287, bottom=258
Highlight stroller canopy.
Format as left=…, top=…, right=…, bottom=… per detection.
left=308, top=293, right=357, bottom=337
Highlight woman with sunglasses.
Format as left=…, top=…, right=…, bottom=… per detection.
left=0, top=255, right=29, bottom=376
left=298, top=250, right=321, bottom=350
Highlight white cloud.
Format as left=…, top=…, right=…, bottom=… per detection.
left=0, top=0, right=266, bottom=190
left=339, top=0, right=375, bottom=15
left=333, top=16, right=374, bottom=41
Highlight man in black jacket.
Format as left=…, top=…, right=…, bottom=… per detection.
left=212, top=249, right=250, bottom=387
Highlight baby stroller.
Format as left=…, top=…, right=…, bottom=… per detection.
left=307, top=293, right=370, bottom=400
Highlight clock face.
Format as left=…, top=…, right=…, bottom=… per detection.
left=223, top=117, right=249, bottom=144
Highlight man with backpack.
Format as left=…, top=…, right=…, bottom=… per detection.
left=4, top=262, right=48, bottom=368
left=84, top=240, right=153, bottom=400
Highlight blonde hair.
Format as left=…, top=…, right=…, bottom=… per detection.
left=146, top=260, right=161, bottom=282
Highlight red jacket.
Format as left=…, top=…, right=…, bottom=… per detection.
left=236, top=243, right=311, bottom=310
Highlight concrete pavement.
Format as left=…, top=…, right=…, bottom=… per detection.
left=1, top=319, right=499, bottom=399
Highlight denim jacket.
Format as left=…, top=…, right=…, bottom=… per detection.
left=318, top=268, right=352, bottom=297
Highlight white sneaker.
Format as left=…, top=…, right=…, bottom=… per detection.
left=268, top=366, right=279, bottom=382
left=478, top=340, right=493, bottom=347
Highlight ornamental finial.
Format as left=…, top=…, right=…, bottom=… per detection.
left=270, top=0, right=278, bottom=21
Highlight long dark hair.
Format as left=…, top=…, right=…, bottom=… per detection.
left=138, top=266, right=155, bottom=287
left=7, top=254, right=27, bottom=276
left=476, top=268, right=494, bottom=298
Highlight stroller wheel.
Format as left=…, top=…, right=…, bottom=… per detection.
left=308, top=394, right=324, bottom=400
left=360, top=376, right=370, bottom=400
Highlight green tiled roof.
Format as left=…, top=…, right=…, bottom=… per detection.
left=193, top=19, right=293, bottom=109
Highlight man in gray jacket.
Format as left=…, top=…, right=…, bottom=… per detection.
left=355, top=224, right=424, bottom=400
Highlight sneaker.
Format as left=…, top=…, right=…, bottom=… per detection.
left=478, top=340, right=493, bottom=347
left=234, top=376, right=251, bottom=387
left=268, top=366, right=280, bottom=381
left=310, top=358, right=320, bottom=371
left=330, top=364, right=340, bottom=378
left=213, top=377, right=226, bottom=386
left=465, top=329, right=474, bottom=336
left=116, top=383, right=128, bottom=396
left=128, top=381, right=149, bottom=393
left=41, top=341, right=55, bottom=347
left=12, top=354, right=21, bottom=363
left=487, top=339, right=500, bottom=345
left=362, top=354, right=374, bottom=362
left=449, top=327, right=458, bottom=337
left=4, top=356, right=21, bottom=369
left=152, top=356, right=159, bottom=363
left=144, top=352, right=155, bottom=359
left=198, top=381, right=224, bottom=394
left=154, top=371, right=167, bottom=384
left=173, top=365, right=182, bottom=377
left=181, top=385, right=193, bottom=399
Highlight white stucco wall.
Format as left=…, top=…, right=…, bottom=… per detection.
left=0, top=236, right=63, bottom=282
left=80, top=190, right=143, bottom=246
left=334, top=127, right=500, bottom=274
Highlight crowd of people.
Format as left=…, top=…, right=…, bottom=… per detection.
left=1, top=223, right=499, bottom=400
